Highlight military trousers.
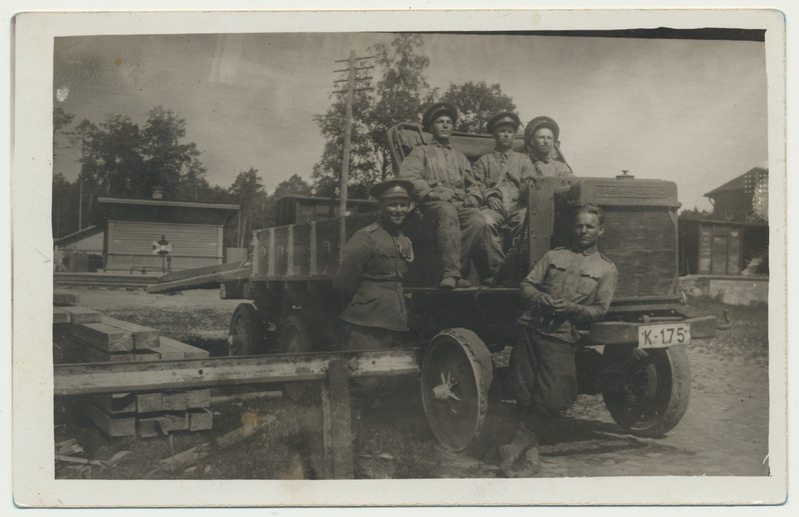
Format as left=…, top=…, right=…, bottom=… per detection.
left=481, top=206, right=527, bottom=277
left=419, top=200, right=486, bottom=280
left=509, top=327, right=579, bottom=435
left=342, top=323, right=406, bottom=407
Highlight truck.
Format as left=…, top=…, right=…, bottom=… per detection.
left=149, top=121, right=718, bottom=452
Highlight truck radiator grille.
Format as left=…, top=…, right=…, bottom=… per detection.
left=600, top=210, right=676, bottom=298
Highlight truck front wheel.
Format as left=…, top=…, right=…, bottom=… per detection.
left=602, top=345, right=691, bottom=438
left=228, top=303, right=266, bottom=356
left=279, top=313, right=317, bottom=402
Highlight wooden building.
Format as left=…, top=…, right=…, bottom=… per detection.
left=704, top=166, right=768, bottom=223
left=53, top=225, right=104, bottom=272
left=679, top=167, right=769, bottom=276
left=91, top=197, right=239, bottom=272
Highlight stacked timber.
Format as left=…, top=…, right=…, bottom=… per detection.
left=53, top=289, right=213, bottom=437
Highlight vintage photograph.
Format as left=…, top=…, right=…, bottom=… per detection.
left=10, top=8, right=787, bottom=508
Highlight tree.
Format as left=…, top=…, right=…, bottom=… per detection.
left=311, top=34, right=434, bottom=198
left=229, top=168, right=268, bottom=247
left=439, top=81, right=517, bottom=134
left=140, top=107, right=206, bottom=199
left=71, top=107, right=207, bottom=200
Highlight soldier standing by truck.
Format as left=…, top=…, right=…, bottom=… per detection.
left=499, top=204, right=617, bottom=477
left=399, top=102, right=487, bottom=289
left=333, top=179, right=415, bottom=410
left=472, top=111, right=536, bottom=284
left=525, top=116, right=574, bottom=178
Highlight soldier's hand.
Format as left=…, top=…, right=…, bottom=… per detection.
left=465, top=195, right=481, bottom=208
left=551, top=299, right=578, bottom=315
left=487, top=196, right=504, bottom=213
left=539, top=294, right=556, bottom=308
left=435, top=187, right=455, bottom=202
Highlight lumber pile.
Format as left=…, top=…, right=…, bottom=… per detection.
left=53, top=289, right=213, bottom=437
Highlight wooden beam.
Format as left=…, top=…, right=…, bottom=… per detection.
left=146, top=267, right=249, bottom=294
left=53, top=307, right=71, bottom=324
left=101, top=317, right=160, bottom=349
left=54, top=348, right=420, bottom=396
left=157, top=337, right=209, bottom=359
left=321, top=360, right=353, bottom=479
left=60, top=306, right=103, bottom=324
left=70, top=322, right=134, bottom=352
left=53, top=289, right=79, bottom=306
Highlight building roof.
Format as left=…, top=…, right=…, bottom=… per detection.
left=704, top=167, right=768, bottom=198
left=91, top=196, right=240, bottom=226
left=54, top=225, right=103, bottom=246
left=95, top=196, right=240, bottom=211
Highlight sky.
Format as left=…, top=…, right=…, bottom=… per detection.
left=52, top=31, right=769, bottom=212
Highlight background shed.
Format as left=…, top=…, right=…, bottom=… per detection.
left=91, top=197, right=239, bottom=272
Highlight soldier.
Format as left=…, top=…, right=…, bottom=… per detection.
left=333, top=179, right=415, bottom=459
left=525, top=116, right=574, bottom=178
left=500, top=204, right=617, bottom=477
left=472, top=111, right=536, bottom=283
left=399, top=102, right=487, bottom=289
left=333, top=179, right=415, bottom=354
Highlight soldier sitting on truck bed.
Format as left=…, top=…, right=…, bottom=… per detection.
left=499, top=204, right=617, bottom=477
left=525, top=116, right=574, bottom=178
left=399, top=102, right=487, bottom=290
left=472, top=111, right=536, bottom=285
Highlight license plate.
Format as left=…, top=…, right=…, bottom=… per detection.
left=638, top=323, right=691, bottom=348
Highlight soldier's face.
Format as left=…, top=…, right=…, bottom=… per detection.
left=493, top=126, right=515, bottom=150
left=430, top=115, right=453, bottom=142
left=379, top=198, right=413, bottom=227
left=531, top=127, right=555, bottom=155
left=573, top=212, right=604, bottom=249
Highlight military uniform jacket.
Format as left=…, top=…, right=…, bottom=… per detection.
left=519, top=246, right=617, bottom=343
left=333, top=222, right=412, bottom=331
left=473, top=149, right=536, bottom=213
left=529, top=148, right=574, bottom=178
left=399, top=140, right=482, bottom=204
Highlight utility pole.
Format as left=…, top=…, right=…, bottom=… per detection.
left=333, top=50, right=373, bottom=260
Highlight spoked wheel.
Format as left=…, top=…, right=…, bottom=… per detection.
left=228, top=303, right=266, bottom=356
left=420, top=328, right=493, bottom=451
left=279, top=313, right=316, bottom=402
left=602, top=345, right=691, bottom=437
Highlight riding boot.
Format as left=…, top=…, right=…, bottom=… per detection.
left=499, top=426, right=542, bottom=477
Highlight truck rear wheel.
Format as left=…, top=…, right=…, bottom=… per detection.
left=228, top=303, right=266, bottom=356
left=602, top=345, right=691, bottom=437
left=279, top=314, right=316, bottom=402
left=420, top=328, right=493, bottom=451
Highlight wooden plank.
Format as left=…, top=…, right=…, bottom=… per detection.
left=186, top=389, right=211, bottom=408
left=82, top=346, right=135, bottom=363
left=133, top=350, right=162, bottom=362
left=84, top=401, right=136, bottom=437
left=70, top=322, right=134, bottom=352
left=101, top=316, right=160, bottom=349
left=158, top=337, right=209, bottom=359
left=162, top=390, right=189, bottom=411
left=189, top=408, right=213, bottom=431
left=321, top=360, right=353, bottom=479
left=146, top=267, right=249, bottom=294
left=54, top=348, right=420, bottom=396
left=53, top=289, right=79, bottom=306
left=155, top=261, right=246, bottom=284
left=90, top=393, right=136, bottom=414
left=135, top=392, right=164, bottom=413
left=163, top=411, right=189, bottom=431
left=60, top=306, right=103, bottom=324
left=137, top=416, right=165, bottom=438
left=53, top=307, right=71, bottom=324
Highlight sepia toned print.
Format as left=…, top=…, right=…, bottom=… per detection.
left=11, top=9, right=786, bottom=508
